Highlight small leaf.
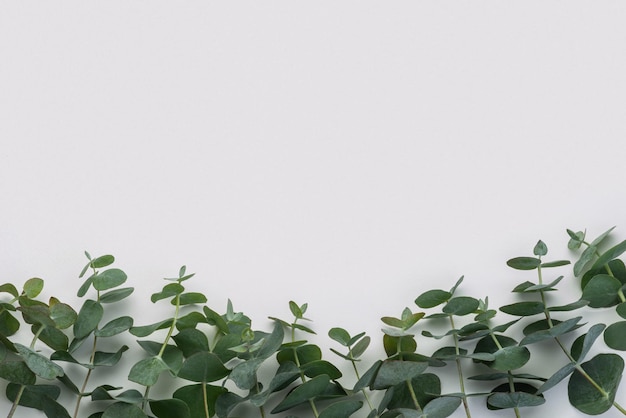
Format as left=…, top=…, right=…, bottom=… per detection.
left=500, top=301, right=544, bottom=316
left=92, top=268, right=127, bottom=291
left=506, top=257, right=541, bottom=270
left=328, top=327, right=351, bottom=346
left=0, top=283, right=19, bottom=298
left=149, top=398, right=190, bottom=418
left=23, top=278, right=44, bottom=298
left=178, top=352, right=229, bottom=383
left=95, top=316, right=133, bottom=337
left=289, top=301, right=303, bottom=319
left=102, top=402, right=147, bottom=418
left=534, top=240, right=548, bottom=256
left=541, top=260, right=571, bottom=268
left=442, top=296, right=479, bottom=316
left=99, top=287, right=134, bottom=303
left=93, top=346, right=129, bottom=367
left=536, top=362, right=575, bottom=394
left=128, top=356, right=168, bottom=386
left=151, top=283, right=184, bottom=303
left=574, top=245, right=597, bottom=277
left=176, top=292, right=207, bottom=306
left=15, top=343, right=64, bottom=379
left=604, top=321, right=626, bottom=351
left=567, top=229, right=585, bottom=249
left=591, top=239, right=626, bottom=270
left=271, top=374, right=330, bottom=413
left=351, top=336, right=370, bottom=358
left=90, top=255, right=115, bottom=269
left=579, top=323, right=606, bottom=361
left=129, top=319, right=173, bottom=337
left=415, top=290, right=451, bottom=308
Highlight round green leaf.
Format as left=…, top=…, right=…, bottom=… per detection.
left=49, top=298, right=77, bottom=329
left=617, top=302, right=626, bottom=319
left=92, top=268, right=127, bottom=291
left=415, top=290, right=451, bottom=308
left=423, top=396, right=463, bottom=418
left=102, top=402, right=147, bottom=418
left=604, top=321, right=626, bottom=351
left=149, top=398, right=190, bottom=418
left=173, top=384, right=226, bottom=418
left=442, top=297, right=479, bottom=316
left=568, top=354, right=624, bottom=415
left=488, top=391, right=545, bottom=409
left=23, top=278, right=44, bottom=298
left=319, top=399, right=363, bottom=418
left=328, top=327, right=351, bottom=346
left=581, top=274, right=622, bottom=308
left=499, top=301, right=545, bottom=316
left=491, top=346, right=530, bottom=371
left=178, top=352, right=229, bottom=383
left=73, top=299, right=103, bottom=339
left=371, top=360, right=428, bottom=389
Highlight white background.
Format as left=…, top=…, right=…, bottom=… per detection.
left=2, top=2, right=626, bottom=417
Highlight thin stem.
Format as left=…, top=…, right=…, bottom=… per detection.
left=73, top=336, right=98, bottom=418
left=6, top=385, right=25, bottom=418
left=203, top=381, right=210, bottom=418
left=449, top=315, right=471, bottom=418
left=406, top=379, right=423, bottom=412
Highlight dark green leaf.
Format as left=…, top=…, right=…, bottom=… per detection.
left=149, top=398, right=190, bottom=418
left=73, top=300, right=103, bottom=339
left=99, top=287, right=134, bottom=304
left=351, top=336, right=371, bottom=358
left=173, top=384, right=226, bottom=418
left=548, top=300, right=589, bottom=311
left=95, top=316, right=133, bottom=337
left=289, top=301, right=303, bottom=319
left=507, top=257, right=541, bottom=270
left=172, top=328, right=209, bottom=357
left=92, top=268, right=127, bottom=291
left=277, top=344, right=321, bottom=366
left=178, top=352, right=229, bottom=383
left=422, top=396, right=463, bottom=418
left=37, top=325, right=69, bottom=351
left=328, top=327, right=351, bottom=346
left=272, top=374, right=331, bottom=413
left=536, top=362, right=575, bottom=394
left=568, top=354, right=624, bottom=414
left=90, top=255, right=115, bottom=269
left=604, top=321, right=626, bottom=351
left=128, top=356, right=168, bottom=386
left=579, top=323, right=605, bottom=361
left=581, top=274, right=622, bottom=307
left=151, top=283, right=184, bottom=303
left=591, top=239, right=626, bottom=270
left=129, top=319, right=173, bottom=337
left=93, top=346, right=129, bottom=367
left=302, top=360, right=342, bottom=379
left=176, top=292, right=207, bottom=306
left=491, top=346, right=530, bottom=371
left=102, top=402, right=147, bottom=418
left=574, top=245, right=597, bottom=277
left=540, top=260, right=571, bottom=268
left=49, top=298, right=77, bottom=329
left=319, top=400, right=363, bottom=418
left=617, top=302, right=626, bottom=319
left=415, top=290, right=451, bottom=308
left=0, top=360, right=36, bottom=385
left=499, top=301, right=544, bottom=316
left=442, top=297, right=479, bottom=316
left=520, top=317, right=583, bottom=345
left=488, top=392, right=545, bottom=409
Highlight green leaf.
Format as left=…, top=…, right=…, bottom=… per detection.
left=136, top=341, right=183, bottom=374
left=93, top=346, right=129, bottom=367
left=490, top=346, right=530, bottom=371
left=567, top=229, right=585, bottom=249
left=176, top=292, right=207, bottom=306
left=328, top=327, right=351, bottom=346
left=536, top=362, right=575, bottom=394
left=0, top=360, right=36, bottom=385
left=442, top=297, right=479, bottom=316
left=319, top=400, right=363, bottom=418
left=289, top=300, right=303, bottom=319
left=574, top=245, right=597, bottom=277
left=149, top=398, right=190, bottom=418
left=302, top=360, right=342, bottom=380
left=383, top=334, right=417, bottom=357
left=172, top=328, right=209, bottom=357
left=604, top=321, right=626, bottom=351
left=37, top=325, right=69, bottom=351
left=579, top=323, right=605, bottom=361
left=541, top=260, right=571, bottom=268
left=230, top=357, right=263, bottom=389
left=422, top=396, right=463, bottom=418
left=581, top=274, right=622, bottom=307
left=129, top=319, right=173, bottom=337
left=173, top=384, right=226, bottom=418
left=77, top=275, right=94, bottom=298
left=617, top=302, right=626, bottom=319
left=272, top=374, right=331, bottom=413
left=548, top=300, right=589, bottom=311
left=386, top=373, right=440, bottom=411
left=591, top=239, right=626, bottom=270
left=499, top=301, right=544, bottom=316
left=49, top=298, right=77, bottom=329
left=0, top=283, right=19, bottom=298
left=520, top=317, right=583, bottom=345
left=92, top=268, right=127, bottom=291
left=90, top=254, right=115, bottom=269
left=568, top=354, right=624, bottom=415
left=176, top=311, right=207, bottom=330
left=151, top=283, right=184, bottom=303
left=277, top=344, right=321, bottom=366
left=99, top=287, right=134, bottom=303
left=178, top=352, right=229, bottom=383
left=6, top=383, right=70, bottom=417
left=15, top=343, right=64, bottom=379
left=23, top=277, right=44, bottom=298
left=415, top=290, right=451, bottom=308
left=534, top=240, right=548, bottom=256
left=371, top=360, right=428, bottom=389
left=381, top=316, right=404, bottom=328
left=73, top=300, right=104, bottom=339
left=351, top=336, right=371, bottom=358
left=102, top=402, right=147, bottom=418
left=0, top=310, right=20, bottom=337
left=506, top=257, right=541, bottom=270
left=128, top=356, right=168, bottom=386
left=488, top=392, right=545, bottom=409
left=95, top=316, right=133, bottom=337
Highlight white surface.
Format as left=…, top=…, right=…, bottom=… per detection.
left=2, top=2, right=626, bottom=417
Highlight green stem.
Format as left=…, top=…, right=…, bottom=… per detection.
left=449, top=315, right=471, bottom=418
left=406, top=379, right=423, bottom=412
left=6, top=385, right=25, bottom=418
left=203, top=381, right=210, bottom=418
left=73, top=336, right=98, bottom=418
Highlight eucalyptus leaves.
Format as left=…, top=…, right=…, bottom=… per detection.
left=1, top=227, right=626, bottom=418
